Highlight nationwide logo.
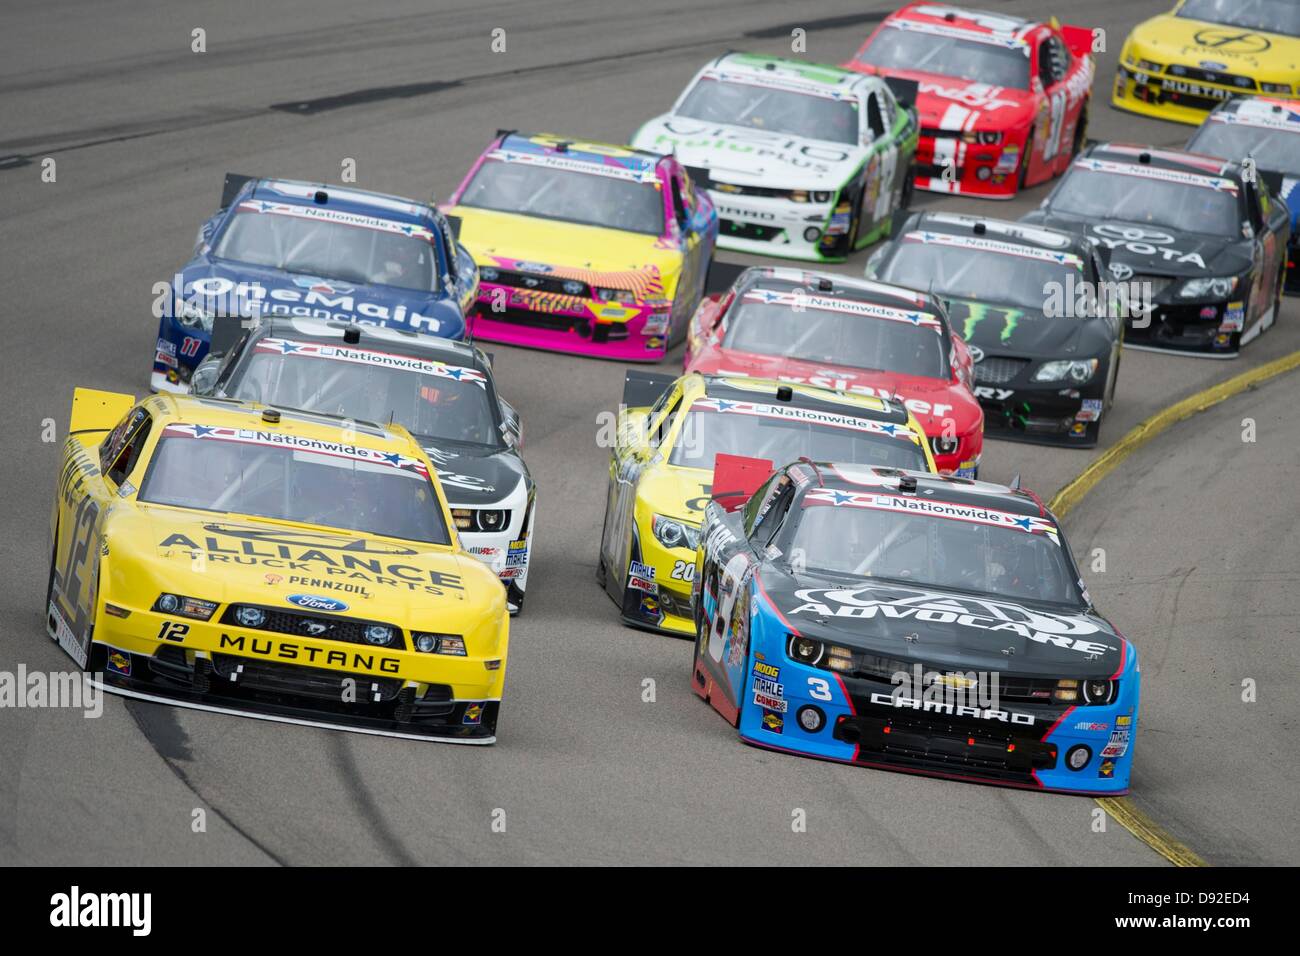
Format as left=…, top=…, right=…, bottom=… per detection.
left=1073, top=157, right=1239, bottom=193
left=254, top=338, right=486, bottom=387
left=742, top=288, right=943, bottom=329
left=802, top=487, right=1060, bottom=539
left=691, top=397, right=923, bottom=444
left=161, top=424, right=430, bottom=476
left=904, top=230, right=1083, bottom=267
left=488, top=148, right=660, bottom=183
left=236, top=200, right=438, bottom=240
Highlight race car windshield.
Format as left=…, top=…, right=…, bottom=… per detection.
left=724, top=293, right=947, bottom=378
left=1048, top=167, right=1240, bottom=236
left=675, top=77, right=860, bottom=145
left=458, top=159, right=665, bottom=235
left=877, top=242, right=1079, bottom=312
left=667, top=408, right=927, bottom=471
left=139, top=435, right=451, bottom=545
left=1177, top=0, right=1300, bottom=38
left=790, top=503, right=1083, bottom=607
left=857, top=29, right=1030, bottom=90
left=1189, top=122, right=1300, bottom=177
left=213, top=210, right=439, bottom=293
left=227, top=346, right=501, bottom=448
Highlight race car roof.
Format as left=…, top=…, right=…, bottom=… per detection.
left=1081, top=142, right=1244, bottom=184
left=1211, top=97, right=1300, bottom=129
left=887, top=2, right=1039, bottom=46
left=495, top=131, right=664, bottom=178
left=704, top=52, right=864, bottom=92
left=243, top=178, right=437, bottom=228
left=909, top=211, right=1090, bottom=259
left=252, top=317, right=491, bottom=374
left=698, top=374, right=908, bottom=424
left=139, top=391, right=425, bottom=450
left=733, top=266, right=950, bottom=329
left=791, top=461, right=1048, bottom=518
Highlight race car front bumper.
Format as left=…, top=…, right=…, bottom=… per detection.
left=971, top=359, right=1109, bottom=445
left=616, top=524, right=697, bottom=637
left=1111, top=64, right=1243, bottom=126
left=456, top=495, right=534, bottom=613
left=913, top=130, right=1023, bottom=199
left=83, top=599, right=507, bottom=742
left=1125, top=298, right=1248, bottom=357
left=737, top=654, right=1137, bottom=794
left=708, top=190, right=845, bottom=262
left=470, top=283, right=672, bottom=361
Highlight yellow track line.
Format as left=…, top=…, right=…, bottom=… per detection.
left=1048, top=347, right=1300, bottom=868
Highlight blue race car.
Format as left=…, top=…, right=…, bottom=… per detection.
left=691, top=458, right=1139, bottom=795
left=151, top=174, right=479, bottom=393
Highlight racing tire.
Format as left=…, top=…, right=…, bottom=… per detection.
left=506, top=580, right=526, bottom=616
left=846, top=187, right=864, bottom=252
left=1018, top=133, right=1035, bottom=191
left=1071, top=102, right=1090, bottom=158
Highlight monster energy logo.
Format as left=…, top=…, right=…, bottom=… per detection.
left=960, top=302, right=1021, bottom=343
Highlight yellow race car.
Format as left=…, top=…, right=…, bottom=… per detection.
left=442, top=131, right=718, bottom=361
left=47, top=389, right=509, bottom=742
left=1113, top=0, right=1300, bottom=125
left=596, top=372, right=937, bottom=636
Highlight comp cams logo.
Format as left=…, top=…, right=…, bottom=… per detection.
left=50, top=886, right=151, bottom=936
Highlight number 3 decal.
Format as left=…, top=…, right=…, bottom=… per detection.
left=808, top=676, right=832, bottom=701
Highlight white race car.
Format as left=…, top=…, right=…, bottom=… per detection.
left=632, top=52, right=920, bottom=262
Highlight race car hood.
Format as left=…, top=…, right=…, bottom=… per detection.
left=446, top=206, right=681, bottom=294
left=633, top=114, right=865, bottom=190
left=639, top=462, right=713, bottom=525
left=691, top=347, right=979, bottom=432
left=1023, top=212, right=1252, bottom=278
left=762, top=569, right=1123, bottom=679
left=420, top=440, right=530, bottom=508
left=175, top=258, right=464, bottom=338
left=122, top=508, right=497, bottom=618
left=946, top=297, right=1088, bottom=357
left=883, top=71, right=1036, bottom=133
left=1127, top=14, right=1300, bottom=85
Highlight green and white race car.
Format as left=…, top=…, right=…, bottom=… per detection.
left=632, top=52, right=919, bottom=262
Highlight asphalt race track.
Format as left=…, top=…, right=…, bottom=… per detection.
left=1, top=0, right=1297, bottom=865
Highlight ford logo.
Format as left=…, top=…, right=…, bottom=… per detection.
left=287, top=594, right=348, bottom=613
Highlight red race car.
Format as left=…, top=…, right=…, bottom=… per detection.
left=684, top=267, right=984, bottom=477
left=844, top=3, right=1095, bottom=199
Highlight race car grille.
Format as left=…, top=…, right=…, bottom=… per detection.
left=972, top=356, right=1028, bottom=385
left=220, top=605, right=407, bottom=651
left=720, top=218, right=783, bottom=242
left=835, top=710, right=1058, bottom=779
left=1165, top=64, right=1255, bottom=91
left=483, top=269, right=591, bottom=298
left=210, top=654, right=404, bottom=703
left=843, top=653, right=1069, bottom=706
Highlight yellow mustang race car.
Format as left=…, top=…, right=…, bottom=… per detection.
left=1113, top=0, right=1300, bottom=125
left=46, top=389, right=509, bottom=742
left=597, top=372, right=936, bottom=635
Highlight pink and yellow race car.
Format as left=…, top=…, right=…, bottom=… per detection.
left=442, top=132, right=718, bottom=361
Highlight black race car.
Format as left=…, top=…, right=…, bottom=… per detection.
left=866, top=212, right=1123, bottom=446
left=191, top=317, right=536, bottom=613
left=691, top=458, right=1140, bottom=794
left=1185, top=97, right=1300, bottom=296
left=1021, top=142, right=1290, bottom=357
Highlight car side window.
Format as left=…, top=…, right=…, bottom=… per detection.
left=1049, top=36, right=1070, bottom=82
left=106, top=411, right=153, bottom=486
left=669, top=176, right=689, bottom=227
left=866, top=93, right=886, bottom=139
left=99, top=407, right=147, bottom=473
left=751, top=480, right=795, bottom=546
left=651, top=395, right=683, bottom=449
left=742, top=475, right=776, bottom=536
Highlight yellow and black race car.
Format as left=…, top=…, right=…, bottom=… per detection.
left=47, top=389, right=509, bottom=742
left=596, top=372, right=936, bottom=636
left=1113, top=0, right=1300, bottom=125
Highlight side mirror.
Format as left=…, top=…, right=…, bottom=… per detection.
left=498, top=397, right=522, bottom=448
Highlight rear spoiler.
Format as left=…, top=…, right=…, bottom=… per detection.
left=711, top=454, right=774, bottom=513
left=704, top=260, right=747, bottom=296
left=209, top=314, right=254, bottom=358
left=220, top=172, right=257, bottom=210
left=444, top=213, right=463, bottom=240
left=622, top=369, right=677, bottom=409
left=884, top=76, right=920, bottom=112
left=69, top=387, right=135, bottom=435
left=1058, top=23, right=1095, bottom=59
left=1257, top=169, right=1286, bottom=202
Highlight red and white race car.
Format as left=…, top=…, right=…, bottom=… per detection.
left=684, top=267, right=984, bottom=477
left=844, top=3, right=1095, bottom=199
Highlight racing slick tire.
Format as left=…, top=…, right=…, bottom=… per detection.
left=506, top=580, right=526, bottom=616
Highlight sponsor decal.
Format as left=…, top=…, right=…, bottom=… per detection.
left=761, top=709, right=784, bottom=733
left=218, top=633, right=400, bottom=673
left=287, top=593, right=348, bottom=613
left=236, top=199, right=437, bottom=241
left=790, top=584, right=1115, bottom=657
left=106, top=652, right=132, bottom=678
left=463, top=703, right=484, bottom=726
left=753, top=661, right=780, bottom=680
left=254, top=339, right=486, bottom=387
left=904, top=230, right=1082, bottom=267
left=958, top=301, right=1023, bottom=344
left=872, top=691, right=1034, bottom=725
left=691, top=397, right=923, bottom=445
left=1076, top=398, right=1104, bottom=422
left=1098, top=759, right=1115, bottom=779
left=888, top=16, right=1026, bottom=50
left=1073, top=157, right=1238, bottom=194
left=486, top=147, right=660, bottom=183
left=1220, top=302, right=1246, bottom=332
left=803, top=487, right=1060, bottom=538
left=1117, top=714, right=1132, bottom=727
left=1101, top=728, right=1131, bottom=759
left=505, top=538, right=529, bottom=570
left=1074, top=720, right=1110, bottom=732
left=742, top=287, right=944, bottom=329
left=161, top=424, right=430, bottom=476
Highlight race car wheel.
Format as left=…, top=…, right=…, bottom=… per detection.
left=506, top=580, right=526, bottom=615
left=1019, top=132, right=1035, bottom=190
left=1071, top=103, right=1090, bottom=157
left=846, top=186, right=864, bottom=251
